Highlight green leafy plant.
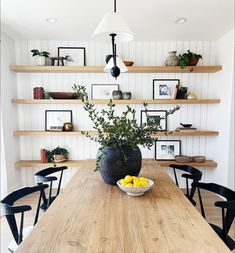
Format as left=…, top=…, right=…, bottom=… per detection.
left=72, top=84, right=88, bottom=99
left=179, top=50, right=202, bottom=69
left=73, top=86, right=180, bottom=171
left=47, top=146, right=69, bottom=162
left=31, top=49, right=50, bottom=58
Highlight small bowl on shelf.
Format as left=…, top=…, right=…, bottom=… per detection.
left=180, top=123, right=193, bottom=128
left=193, top=156, right=206, bottom=163
left=48, top=92, right=78, bottom=99
left=123, top=61, right=134, bottom=66
left=117, top=178, right=154, bottom=197
left=175, top=155, right=193, bottom=163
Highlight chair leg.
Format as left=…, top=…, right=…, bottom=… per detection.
left=197, top=187, right=206, bottom=219
left=47, top=181, right=53, bottom=209
left=173, top=168, right=179, bottom=187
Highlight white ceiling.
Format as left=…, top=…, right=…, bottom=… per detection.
left=1, top=0, right=234, bottom=40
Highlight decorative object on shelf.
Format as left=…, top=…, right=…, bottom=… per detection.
left=48, top=92, right=78, bottom=99
left=44, top=92, right=51, bottom=99
left=112, top=90, right=122, bottom=99
left=180, top=123, right=192, bottom=128
left=40, top=148, right=48, bottom=163
left=74, top=86, right=180, bottom=185
left=117, top=177, right=154, bottom=196
left=141, top=110, right=167, bottom=131
left=179, top=50, right=202, bottom=69
left=122, top=92, right=132, bottom=100
left=153, top=79, right=180, bottom=99
left=175, top=155, right=193, bottom=163
left=72, top=84, right=87, bottom=99
left=33, top=87, right=44, bottom=99
left=193, top=156, right=206, bottom=163
left=92, top=0, right=133, bottom=78
left=187, top=92, right=197, bottom=100
left=91, top=84, right=119, bottom=99
left=165, top=51, right=179, bottom=66
left=46, top=146, right=69, bottom=163
left=58, top=47, right=86, bottom=66
left=176, top=86, right=188, bottom=99
left=62, top=122, right=73, bottom=132
left=155, top=140, right=181, bottom=160
left=49, top=56, right=66, bottom=66
left=123, top=61, right=134, bottom=66
left=45, top=110, right=72, bottom=131
left=31, top=49, right=50, bottom=66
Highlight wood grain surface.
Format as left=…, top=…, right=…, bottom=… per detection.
left=16, top=159, right=230, bottom=253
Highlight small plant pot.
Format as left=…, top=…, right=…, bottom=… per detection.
left=34, top=56, right=46, bottom=66
left=188, top=57, right=200, bottom=66
left=122, top=92, right=132, bottom=100
left=53, top=154, right=66, bottom=162
left=112, top=90, right=122, bottom=100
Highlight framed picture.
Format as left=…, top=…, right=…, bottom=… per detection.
left=45, top=110, right=72, bottom=131
left=58, top=47, right=86, bottom=66
left=155, top=140, right=181, bottom=160
left=153, top=79, right=179, bottom=99
left=91, top=84, right=119, bottom=99
left=140, top=110, right=167, bottom=131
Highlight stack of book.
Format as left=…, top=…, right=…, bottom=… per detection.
left=175, top=127, right=198, bottom=132
left=40, top=149, right=48, bottom=163
left=33, top=87, right=44, bottom=99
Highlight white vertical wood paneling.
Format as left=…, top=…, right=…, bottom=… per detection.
left=14, top=40, right=220, bottom=187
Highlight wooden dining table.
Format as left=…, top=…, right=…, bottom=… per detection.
left=16, top=159, right=230, bottom=253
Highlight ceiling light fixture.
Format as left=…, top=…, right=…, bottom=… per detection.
left=92, top=0, right=134, bottom=78
left=175, top=17, right=187, bottom=24
left=46, top=18, right=58, bottom=23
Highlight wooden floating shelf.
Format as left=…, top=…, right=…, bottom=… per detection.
left=9, top=65, right=222, bottom=73
left=11, top=98, right=221, bottom=105
left=157, top=160, right=217, bottom=168
left=13, top=130, right=219, bottom=137
left=15, top=159, right=217, bottom=168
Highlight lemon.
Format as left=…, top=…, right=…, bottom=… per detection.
left=120, top=179, right=127, bottom=186
left=124, top=175, right=132, bottom=183
left=126, top=183, right=133, bottom=187
left=133, top=181, right=141, bottom=187
left=139, top=179, right=148, bottom=187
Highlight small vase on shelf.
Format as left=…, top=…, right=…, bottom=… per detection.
left=165, top=51, right=179, bottom=66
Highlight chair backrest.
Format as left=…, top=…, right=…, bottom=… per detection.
left=192, top=182, right=235, bottom=236
left=169, top=164, right=202, bottom=202
left=1, top=184, right=48, bottom=245
left=34, top=166, right=68, bottom=209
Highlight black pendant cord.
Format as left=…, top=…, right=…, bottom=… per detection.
left=114, top=0, right=117, bottom=13
left=111, top=33, right=117, bottom=67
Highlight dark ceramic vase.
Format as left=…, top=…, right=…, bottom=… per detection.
left=98, top=146, right=142, bottom=185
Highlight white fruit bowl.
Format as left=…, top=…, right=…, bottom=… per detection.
left=117, top=179, right=154, bottom=197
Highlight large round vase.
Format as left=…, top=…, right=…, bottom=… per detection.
left=98, top=146, right=142, bottom=185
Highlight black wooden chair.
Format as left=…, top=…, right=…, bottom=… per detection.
left=1, top=184, right=48, bottom=253
left=169, top=164, right=202, bottom=205
left=192, top=182, right=235, bottom=251
left=34, top=166, right=68, bottom=211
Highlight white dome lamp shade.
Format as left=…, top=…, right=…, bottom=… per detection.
left=92, top=12, right=134, bottom=43
left=104, top=56, right=128, bottom=73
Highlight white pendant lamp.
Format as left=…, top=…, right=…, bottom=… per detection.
left=104, top=56, right=128, bottom=73
left=92, top=0, right=134, bottom=78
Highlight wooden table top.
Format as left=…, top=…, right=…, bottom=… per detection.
left=16, top=159, right=230, bottom=253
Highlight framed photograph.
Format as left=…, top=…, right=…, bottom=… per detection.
left=140, top=110, right=167, bottom=131
left=58, top=47, right=86, bottom=66
left=153, top=79, right=180, bottom=99
left=155, top=140, right=181, bottom=160
left=91, top=84, right=119, bottom=99
left=45, top=110, right=72, bottom=131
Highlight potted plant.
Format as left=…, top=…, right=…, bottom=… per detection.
left=74, top=87, right=180, bottom=185
left=72, top=84, right=87, bottom=99
left=47, top=146, right=69, bottom=163
left=179, top=50, right=202, bottom=69
left=31, top=49, right=50, bottom=66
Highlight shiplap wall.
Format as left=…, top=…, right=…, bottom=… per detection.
left=14, top=40, right=221, bottom=188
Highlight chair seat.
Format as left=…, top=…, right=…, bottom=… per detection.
left=40, top=196, right=56, bottom=211
left=210, top=223, right=235, bottom=251
left=8, top=226, right=33, bottom=253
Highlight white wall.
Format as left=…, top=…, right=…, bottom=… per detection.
left=14, top=39, right=226, bottom=188
left=1, top=32, right=21, bottom=195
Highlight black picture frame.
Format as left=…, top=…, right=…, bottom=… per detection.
left=91, top=84, right=119, bottom=99
left=153, top=79, right=180, bottom=99
left=155, top=140, right=181, bottom=160
left=58, top=47, right=86, bottom=66
left=45, top=110, right=73, bottom=131
left=140, top=110, right=167, bottom=131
